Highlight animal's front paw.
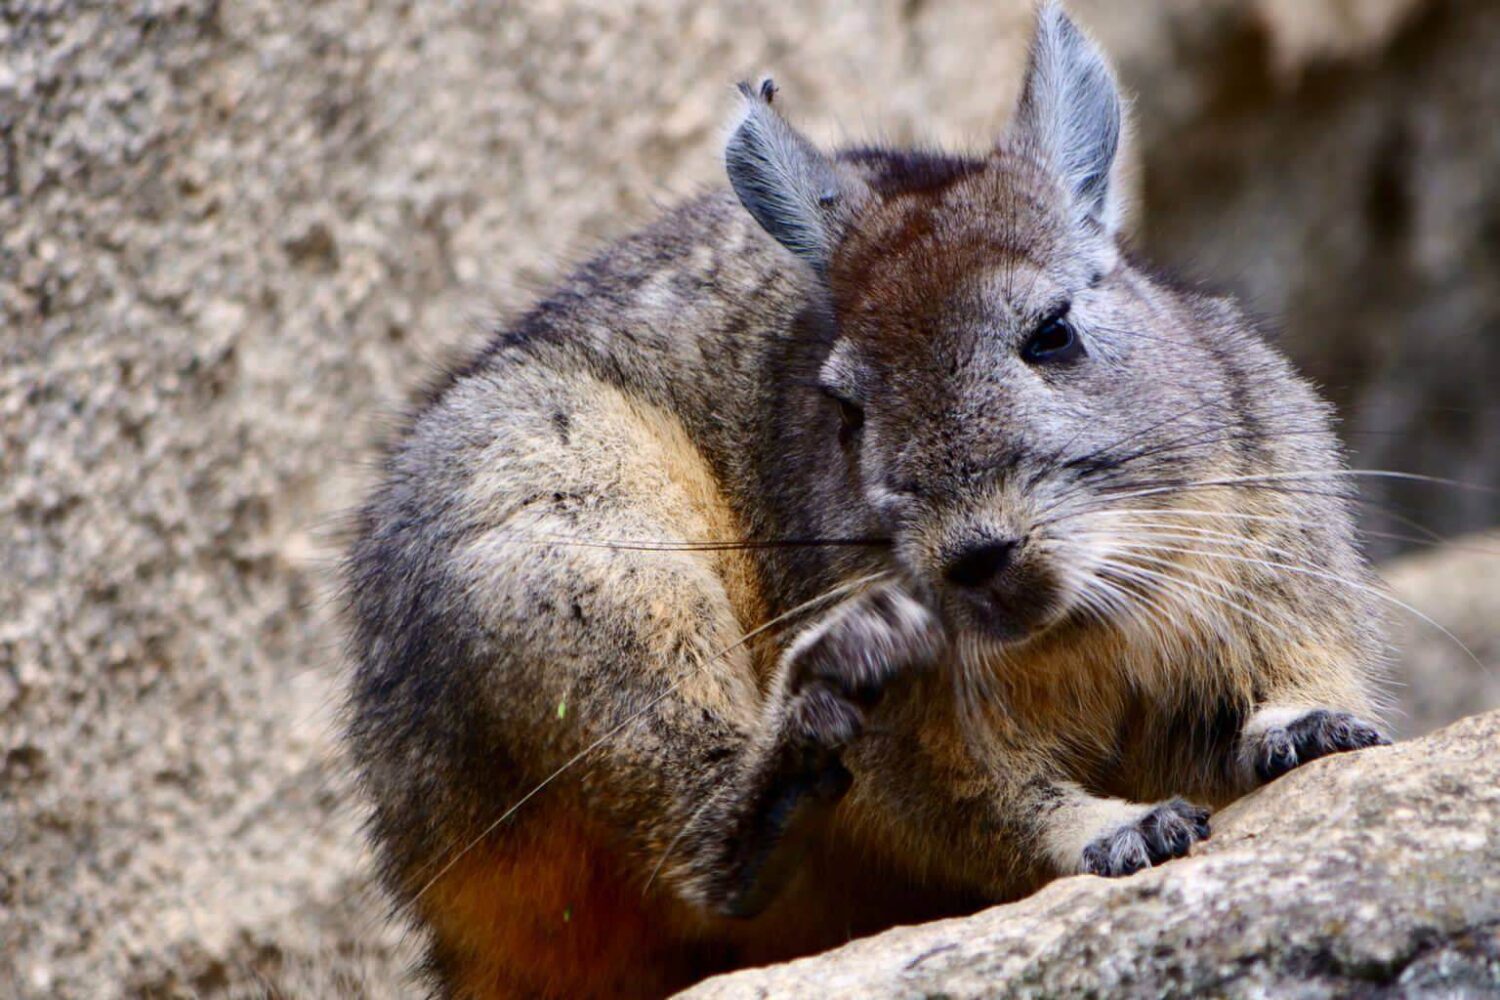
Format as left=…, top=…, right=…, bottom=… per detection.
left=781, top=583, right=944, bottom=751
left=1241, top=708, right=1390, bottom=784
left=1080, top=799, right=1211, bottom=877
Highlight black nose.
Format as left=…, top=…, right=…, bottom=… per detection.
left=944, top=538, right=1020, bottom=588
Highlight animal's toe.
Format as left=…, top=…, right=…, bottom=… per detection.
left=1307, top=711, right=1389, bottom=753
left=1082, top=801, right=1209, bottom=877
left=1254, top=726, right=1301, bottom=782
left=1139, top=799, right=1212, bottom=863
left=1251, top=708, right=1389, bottom=783
left=1081, top=827, right=1150, bottom=877
left=1290, top=709, right=1389, bottom=763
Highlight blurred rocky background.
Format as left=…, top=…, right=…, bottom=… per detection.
left=3, top=0, right=1498, bottom=995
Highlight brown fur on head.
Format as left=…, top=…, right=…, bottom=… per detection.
left=727, top=3, right=1380, bottom=695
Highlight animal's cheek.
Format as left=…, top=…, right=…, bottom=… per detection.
left=882, top=527, right=936, bottom=578
left=863, top=477, right=921, bottom=528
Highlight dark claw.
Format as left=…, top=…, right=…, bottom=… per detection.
left=1081, top=799, right=1211, bottom=877
left=1253, top=709, right=1391, bottom=783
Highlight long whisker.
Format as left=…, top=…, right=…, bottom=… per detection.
left=1038, top=475, right=1477, bottom=538
left=480, top=532, right=892, bottom=553
left=1099, top=521, right=1320, bottom=564
left=1047, top=395, right=1356, bottom=500
left=1107, top=540, right=1486, bottom=671
left=1103, top=571, right=1194, bottom=638
left=1081, top=506, right=1500, bottom=555
left=1081, top=547, right=1299, bottom=643
left=1073, top=530, right=1311, bottom=620
left=1084, top=519, right=1490, bottom=683
left=1087, top=570, right=1181, bottom=646
left=1092, top=469, right=1500, bottom=507
left=1092, top=557, right=1246, bottom=656
left=1039, top=482, right=1363, bottom=530
left=406, top=570, right=893, bottom=906
left=1114, top=550, right=1305, bottom=637
left=1065, top=538, right=1181, bottom=635
left=1063, top=404, right=1337, bottom=485
left=1049, top=393, right=1231, bottom=477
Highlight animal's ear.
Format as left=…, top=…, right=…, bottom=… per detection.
left=1007, top=3, right=1128, bottom=232
left=725, top=80, right=868, bottom=275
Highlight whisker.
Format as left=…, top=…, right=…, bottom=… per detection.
left=1107, top=540, right=1487, bottom=672
left=1039, top=482, right=1366, bottom=531
left=1098, top=521, right=1319, bottom=564
left=1038, top=477, right=1468, bottom=538
left=1068, top=572, right=1127, bottom=631
left=1086, top=570, right=1177, bottom=641
left=1067, top=403, right=1337, bottom=482
left=1098, top=516, right=1482, bottom=569
left=1092, top=559, right=1238, bottom=655
left=480, top=532, right=892, bottom=553
left=1050, top=394, right=1231, bottom=476
left=1047, top=387, right=1372, bottom=497
left=1078, top=533, right=1313, bottom=624
left=1093, top=469, right=1500, bottom=507
left=644, top=795, right=719, bottom=895
left=1088, top=549, right=1298, bottom=644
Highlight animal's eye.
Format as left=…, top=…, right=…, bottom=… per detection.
left=836, top=397, right=865, bottom=445
left=823, top=390, right=865, bottom=446
left=1022, top=312, right=1085, bottom=365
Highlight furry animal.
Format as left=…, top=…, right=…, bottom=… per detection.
left=341, top=5, right=1389, bottom=996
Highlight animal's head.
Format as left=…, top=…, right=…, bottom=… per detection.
left=727, top=4, right=1335, bottom=645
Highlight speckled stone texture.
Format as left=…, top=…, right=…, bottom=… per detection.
left=680, top=710, right=1500, bottom=999
left=4, top=0, right=1499, bottom=994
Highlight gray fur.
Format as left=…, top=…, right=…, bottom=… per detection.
left=725, top=78, right=869, bottom=272
left=1010, top=2, right=1125, bottom=229
left=341, top=6, right=1388, bottom=994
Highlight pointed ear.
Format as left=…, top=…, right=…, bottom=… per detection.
left=1009, top=3, right=1128, bottom=232
left=725, top=80, right=868, bottom=275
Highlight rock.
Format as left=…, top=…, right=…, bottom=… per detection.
left=1381, top=532, right=1500, bottom=738
left=679, top=710, right=1500, bottom=999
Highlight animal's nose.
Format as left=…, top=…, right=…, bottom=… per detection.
left=944, top=538, right=1020, bottom=588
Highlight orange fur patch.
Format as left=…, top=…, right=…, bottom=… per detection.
left=417, top=801, right=733, bottom=999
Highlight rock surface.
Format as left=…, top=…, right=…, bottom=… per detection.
left=1383, top=532, right=1500, bottom=737
left=4, top=0, right=1499, bottom=995
left=681, top=710, right=1500, bottom=999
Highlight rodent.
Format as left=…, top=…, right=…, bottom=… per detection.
left=340, top=5, right=1389, bottom=997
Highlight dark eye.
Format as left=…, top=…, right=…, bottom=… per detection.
left=1022, top=313, right=1085, bottom=365
left=824, top=391, right=864, bottom=446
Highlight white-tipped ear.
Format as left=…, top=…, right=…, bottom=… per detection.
left=725, top=80, right=867, bottom=275
left=1010, top=3, right=1127, bottom=232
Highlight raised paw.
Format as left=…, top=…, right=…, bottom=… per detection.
left=785, top=583, right=944, bottom=709
left=1081, top=799, right=1211, bottom=878
left=1243, top=708, right=1390, bottom=784
left=783, top=683, right=866, bottom=752
left=775, top=584, right=943, bottom=756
